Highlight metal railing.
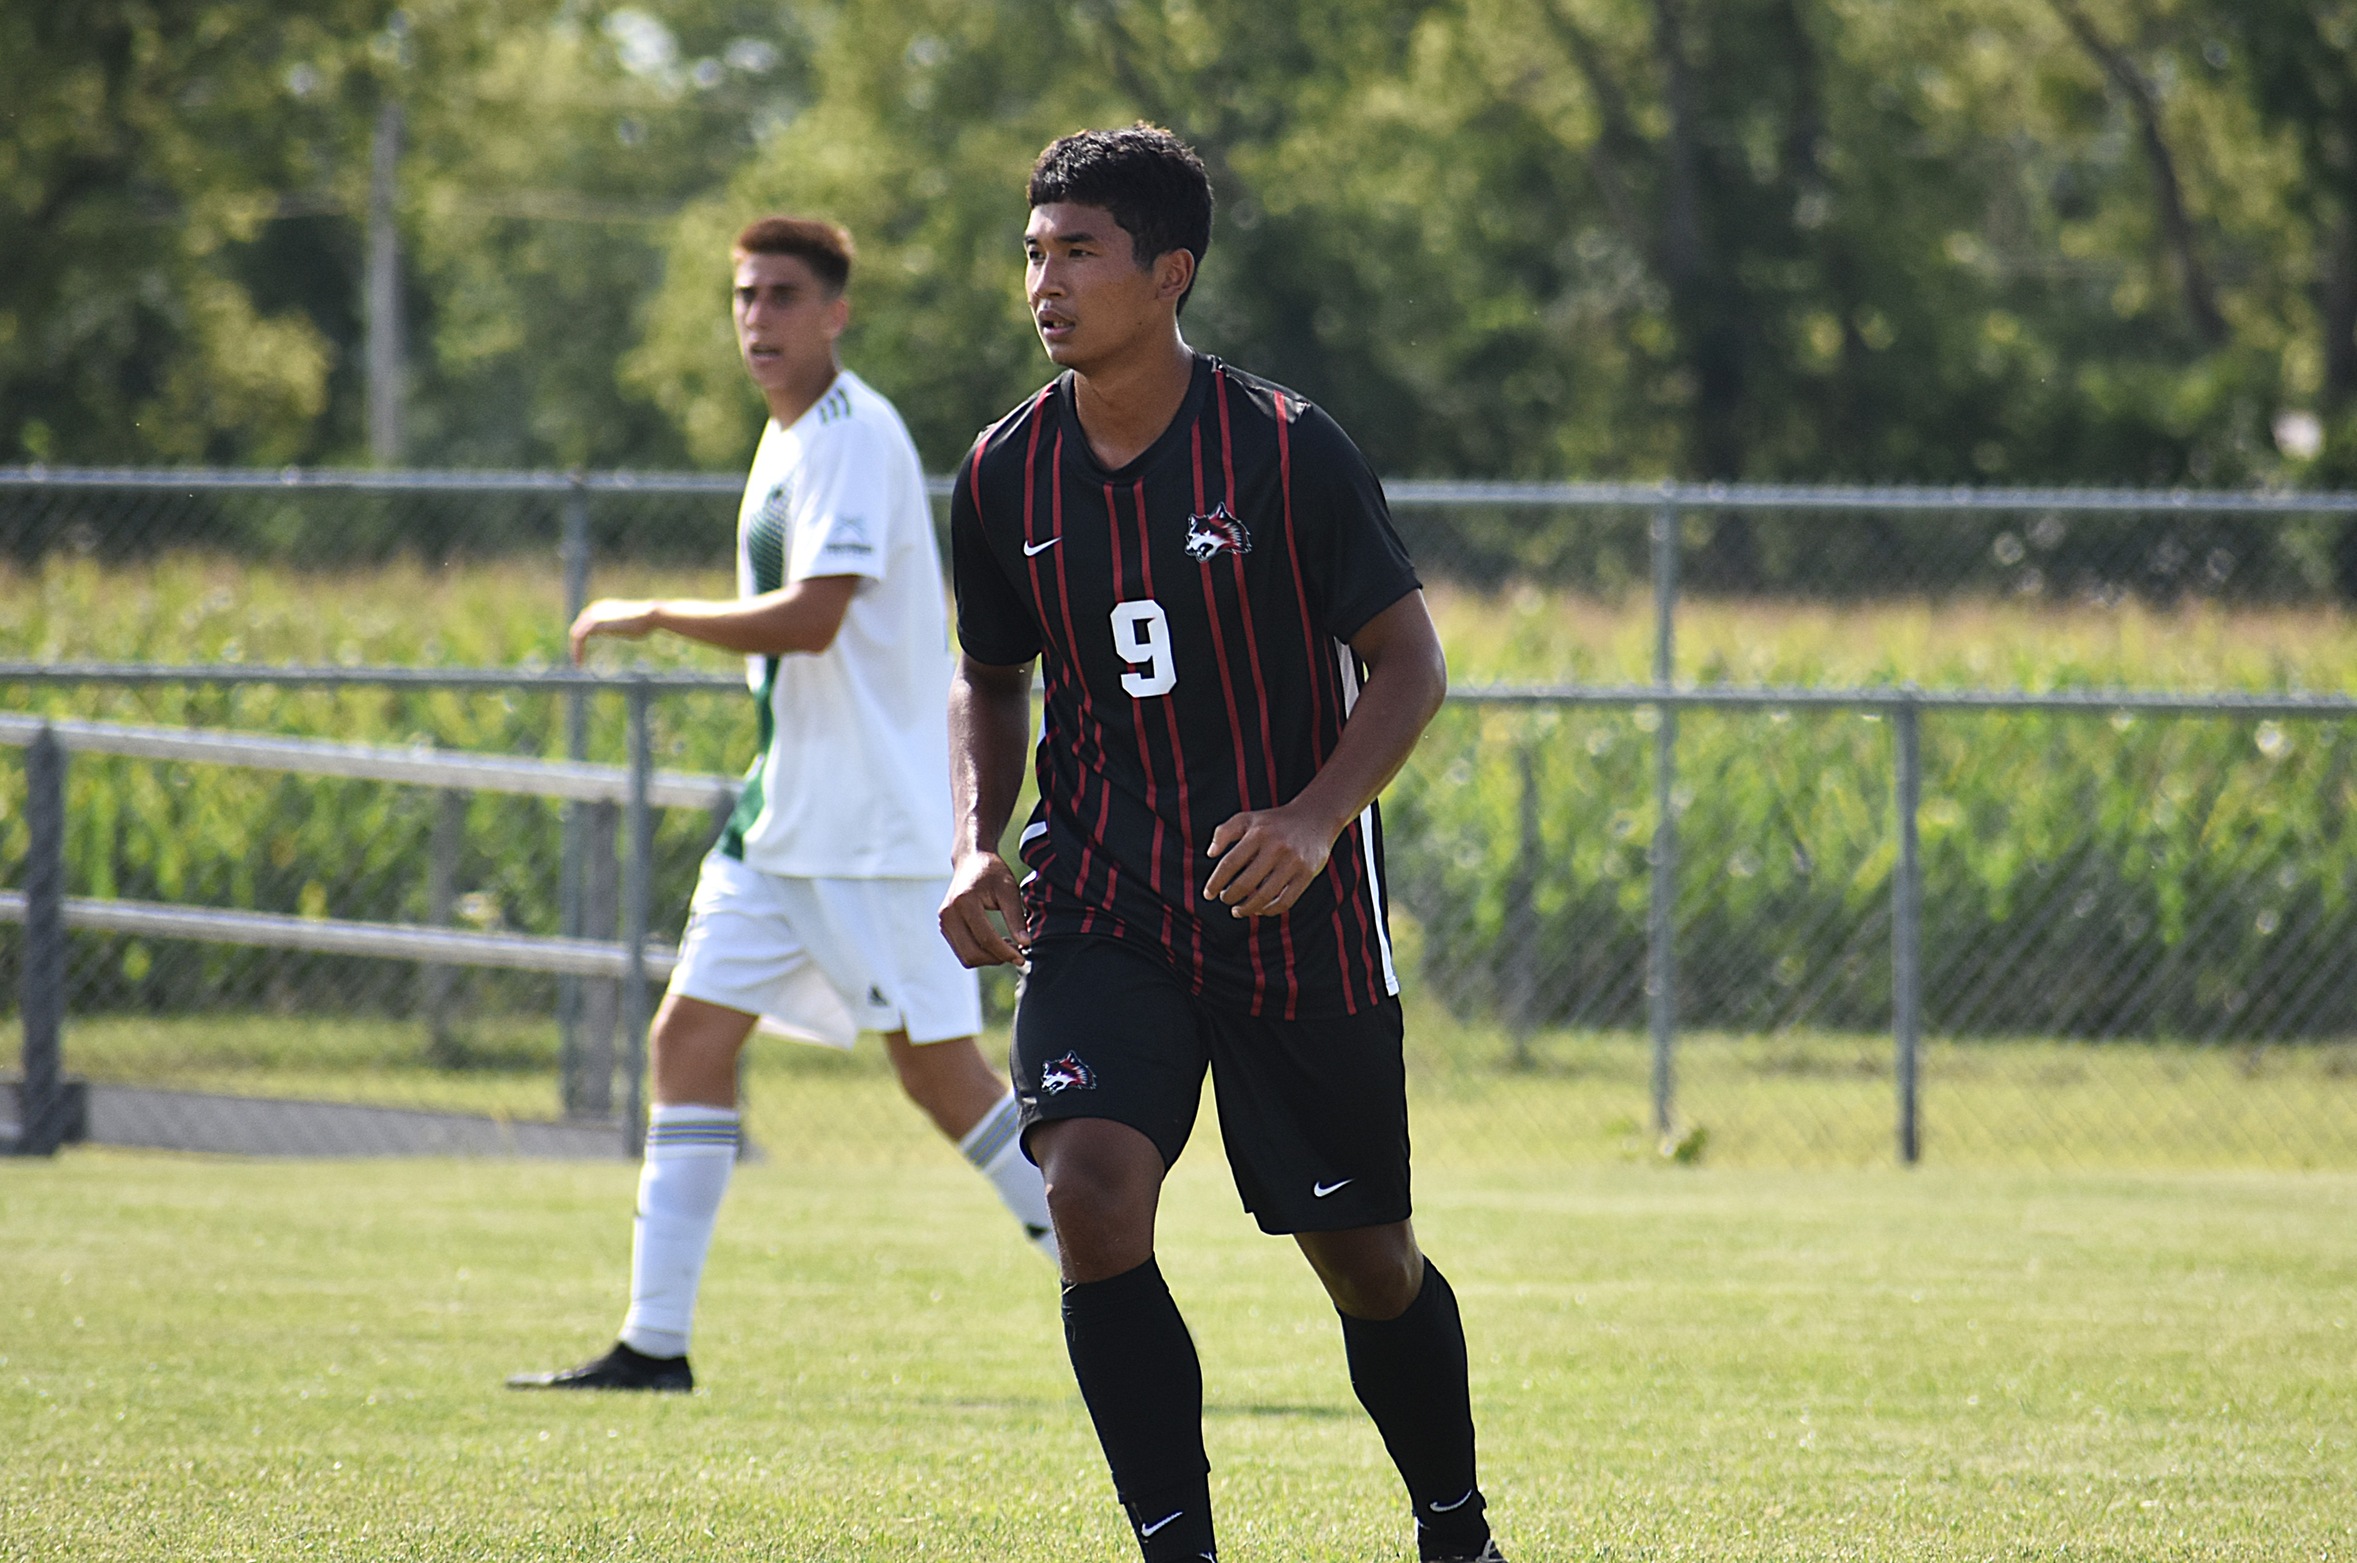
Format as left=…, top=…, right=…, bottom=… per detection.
left=1, top=668, right=741, bottom=1156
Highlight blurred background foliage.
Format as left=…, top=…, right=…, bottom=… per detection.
left=7, top=0, right=2357, bottom=487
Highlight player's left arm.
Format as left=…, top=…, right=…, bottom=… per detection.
left=1203, top=589, right=1446, bottom=918
left=569, top=577, right=859, bottom=663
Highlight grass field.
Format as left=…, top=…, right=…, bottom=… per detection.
left=4, top=1135, right=2353, bottom=1561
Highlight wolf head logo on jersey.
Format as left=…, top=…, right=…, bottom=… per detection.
left=1040, top=1053, right=1097, bottom=1095
left=1183, top=503, right=1251, bottom=562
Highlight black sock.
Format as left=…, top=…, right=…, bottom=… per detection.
left=1338, top=1260, right=1489, bottom=1561
left=1062, top=1258, right=1217, bottom=1561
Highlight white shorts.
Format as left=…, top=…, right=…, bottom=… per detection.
left=665, top=854, right=982, bottom=1049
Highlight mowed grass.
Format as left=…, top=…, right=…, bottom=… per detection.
left=3, top=1136, right=2353, bottom=1561
left=53, top=999, right=2357, bottom=1172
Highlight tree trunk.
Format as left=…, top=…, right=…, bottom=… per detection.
left=2050, top=0, right=2229, bottom=348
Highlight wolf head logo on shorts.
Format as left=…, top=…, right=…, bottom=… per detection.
left=1183, top=502, right=1251, bottom=562
left=1039, top=1053, right=1097, bottom=1095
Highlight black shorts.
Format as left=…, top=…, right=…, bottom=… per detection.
left=1010, top=935, right=1410, bottom=1235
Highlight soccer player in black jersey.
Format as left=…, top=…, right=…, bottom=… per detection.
left=939, top=126, right=1505, bottom=1563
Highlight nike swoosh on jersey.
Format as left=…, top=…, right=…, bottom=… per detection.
left=1022, top=536, right=1062, bottom=556
left=1312, top=1177, right=1355, bottom=1198
left=1140, top=1510, right=1185, bottom=1538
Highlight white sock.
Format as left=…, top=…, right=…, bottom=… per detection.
left=958, top=1092, right=1058, bottom=1263
left=618, top=1103, right=740, bottom=1358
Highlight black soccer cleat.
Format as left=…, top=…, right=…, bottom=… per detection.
left=1419, top=1520, right=1506, bottom=1563
left=1424, top=1543, right=1507, bottom=1563
left=506, top=1341, right=693, bottom=1393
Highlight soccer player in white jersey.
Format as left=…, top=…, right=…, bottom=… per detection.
left=509, top=216, right=1054, bottom=1394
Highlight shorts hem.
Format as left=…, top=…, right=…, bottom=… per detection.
left=1244, top=1195, right=1414, bottom=1238
left=1012, top=1098, right=1188, bottom=1172
left=898, top=1017, right=982, bottom=1046
left=661, top=974, right=764, bottom=1021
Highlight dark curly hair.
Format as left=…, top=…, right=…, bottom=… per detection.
left=1027, top=124, right=1213, bottom=313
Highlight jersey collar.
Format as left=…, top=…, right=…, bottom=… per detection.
left=1052, top=353, right=1215, bottom=485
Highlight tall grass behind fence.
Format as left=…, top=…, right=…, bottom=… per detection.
left=1397, top=700, right=2357, bottom=1040
left=14, top=468, right=2357, bottom=607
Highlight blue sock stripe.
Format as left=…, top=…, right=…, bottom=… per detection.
left=645, top=1122, right=740, bottom=1149
left=960, top=1096, right=1021, bottom=1168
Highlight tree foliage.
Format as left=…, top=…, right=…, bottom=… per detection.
left=1, top=0, right=2348, bottom=484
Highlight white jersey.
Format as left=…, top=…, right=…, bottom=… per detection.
left=715, top=369, right=953, bottom=879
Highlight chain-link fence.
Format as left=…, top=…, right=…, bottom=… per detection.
left=1394, top=686, right=2357, bottom=1170
left=0, top=669, right=750, bottom=1158
left=6, top=468, right=2357, bottom=1169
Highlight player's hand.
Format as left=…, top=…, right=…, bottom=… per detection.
left=568, top=599, right=661, bottom=664
left=1204, top=805, right=1333, bottom=918
left=939, top=849, right=1032, bottom=967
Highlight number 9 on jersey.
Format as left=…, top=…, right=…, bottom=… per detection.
left=1110, top=600, right=1177, bottom=698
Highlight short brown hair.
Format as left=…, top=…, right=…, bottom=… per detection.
left=732, top=216, right=854, bottom=295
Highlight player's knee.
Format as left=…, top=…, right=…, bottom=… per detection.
left=884, top=1034, right=982, bottom=1114
left=650, top=1015, right=729, bottom=1068
left=1037, top=1141, right=1156, bottom=1240
left=1330, top=1259, right=1421, bottom=1320
left=1304, top=1231, right=1424, bottom=1319
left=647, top=998, right=753, bottom=1096
left=892, top=1067, right=965, bottom=1129
left=1040, top=1160, right=1131, bottom=1233
left=883, top=1039, right=932, bottom=1098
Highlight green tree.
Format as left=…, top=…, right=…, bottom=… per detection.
left=2201, top=2, right=2357, bottom=456
left=391, top=0, right=820, bottom=466
left=2, top=0, right=2345, bottom=497
left=0, top=0, right=370, bottom=463
left=626, top=0, right=1113, bottom=470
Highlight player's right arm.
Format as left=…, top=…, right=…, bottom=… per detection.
left=568, top=577, right=857, bottom=664
left=938, top=435, right=1046, bottom=968
left=939, top=653, right=1034, bottom=968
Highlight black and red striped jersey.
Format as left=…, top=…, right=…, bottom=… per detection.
left=950, top=353, right=1420, bottom=1018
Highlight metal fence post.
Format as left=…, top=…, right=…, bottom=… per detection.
left=16, top=727, right=70, bottom=1155
left=557, top=475, right=592, bottom=1111
left=419, top=787, right=464, bottom=1055
left=1500, top=736, right=1542, bottom=1068
left=621, top=677, right=654, bottom=1157
left=1893, top=693, right=1923, bottom=1165
left=574, top=799, right=620, bottom=1119
left=1648, top=498, right=1680, bottom=1143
